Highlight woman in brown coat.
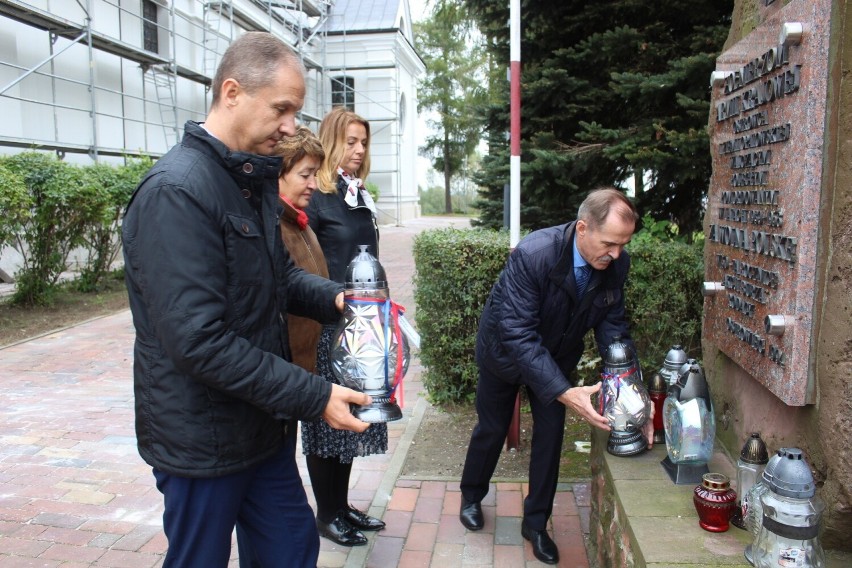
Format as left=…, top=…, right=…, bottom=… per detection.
left=275, top=126, right=329, bottom=373
left=275, top=125, right=377, bottom=547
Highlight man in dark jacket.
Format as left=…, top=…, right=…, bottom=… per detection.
left=122, top=33, right=371, bottom=567
left=458, top=188, right=653, bottom=564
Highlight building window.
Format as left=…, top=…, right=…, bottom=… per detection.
left=399, top=93, right=406, bottom=133
left=331, top=76, right=354, bottom=111
left=142, top=0, right=159, bottom=54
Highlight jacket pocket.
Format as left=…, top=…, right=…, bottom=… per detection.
left=225, top=214, right=265, bottom=286
left=593, top=288, right=622, bottom=308
left=224, top=214, right=272, bottom=331
left=585, top=288, right=623, bottom=328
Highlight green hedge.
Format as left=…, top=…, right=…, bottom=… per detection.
left=0, top=152, right=151, bottom=305
left=75, top=158, right=152, bottom=292
left=624, top=230, right=705, bottom=373
left=412, top=225, right=704, bottom=405
left=412, top=228, right=511, bottom=405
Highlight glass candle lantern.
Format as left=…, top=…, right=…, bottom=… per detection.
left=598, top=336, right=652, bottom=456
left=647, top=371, right=667, bottom=445
left=693, top=473, right=737, bottom=532
left=329, top=246, right=410, bottom=423
left=660, top=344, right=688, bottom=386
left=661, top=361, right=715, bottom=484
left=745, top=449, right=786, bottom=565
left=732, top=433, right=769, bottom=530
left=752, top=448, right=825, bottom=568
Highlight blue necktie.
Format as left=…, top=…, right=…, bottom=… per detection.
left=575, top=264, right=592, bottom=299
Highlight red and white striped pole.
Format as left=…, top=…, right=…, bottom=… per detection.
left=509, top=0, right=521, bottom=248
left=506, top=0, right=522, bottom=451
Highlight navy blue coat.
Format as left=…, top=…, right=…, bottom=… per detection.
left=475, top=222, right=633, bottom=405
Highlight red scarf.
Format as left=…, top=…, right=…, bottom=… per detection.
left=281, top=196, right=308, bottom=231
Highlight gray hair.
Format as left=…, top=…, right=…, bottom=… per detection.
left=577, top=188, right=639, bottom=229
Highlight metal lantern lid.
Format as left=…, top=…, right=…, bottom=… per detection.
left=678, top=357, right=699, bottom=378
left=648, top=371, right=668, bottom=394
left=664, top=344, right=688, bottom=370
left=769, top=448, right=816, bottom=499
left=669, top=361, right=711, bottom=407
left=603, top=335, right=634, bottom=373
left=739, top=432, right=769, bottom=465
left=344, top=245, right=387, bottom=290
left=761, top=448, right=787, bottom=484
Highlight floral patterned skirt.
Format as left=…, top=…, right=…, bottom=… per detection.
left=300, top=325, right=388, bottom=464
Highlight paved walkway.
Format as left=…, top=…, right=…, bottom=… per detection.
left=0, top=216, right=592, bottom=568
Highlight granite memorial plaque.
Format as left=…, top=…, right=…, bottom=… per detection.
left=704, top=0, right=832, bottom=405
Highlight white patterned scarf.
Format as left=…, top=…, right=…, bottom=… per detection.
left=338, top=167, right=377, bottom=215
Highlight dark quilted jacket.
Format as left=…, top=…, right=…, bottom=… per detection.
left=122, top=121, right=342, bottom=477
left=304, top=176, right=379, bottom=284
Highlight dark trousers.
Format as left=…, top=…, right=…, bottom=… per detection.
left=153, top=429, right=318, bottom=568
left=460, top=364, right=566, bottom=530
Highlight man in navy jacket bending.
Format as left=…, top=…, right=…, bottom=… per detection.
left=458, top=188, right=653, bottom=565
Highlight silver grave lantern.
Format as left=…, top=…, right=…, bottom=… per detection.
left=751, top=448, right=825, bottom=568
left=660, top=344, right=688, bottom=386
left=598, top=336, right=652, bottom=457
left=329, top=246, right=410, bottom=423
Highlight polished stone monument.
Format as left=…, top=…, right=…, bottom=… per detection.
left=703, top=0, right=852, bottom=550
left=704, top=3, right=826, bottom=406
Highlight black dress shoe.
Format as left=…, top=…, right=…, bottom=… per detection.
left=344, top=505, right=386, bottom=531
left=459, top=497, right=484, bottom=530
left=521, top=522, right=559, bottom=564
left=316, top=516, right=368, bottom=546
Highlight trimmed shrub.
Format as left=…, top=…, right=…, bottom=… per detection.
left=412, top=227, right=510, bottom=404
left=412, top=221, right=705, bottom=405
left=624, top=224, right=705, bottom=373
left=0, top=152, right=152, bottom=305
left=0, top=152, right=102, bottom=305
left=0, top=163, right=30, bottom=251
left=76, top=157, right=152, bottom=292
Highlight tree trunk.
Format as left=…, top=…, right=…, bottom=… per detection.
left=443, top=129, right=452, bottom=214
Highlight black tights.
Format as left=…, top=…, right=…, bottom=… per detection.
left=306, top=455, right=353, bottom=523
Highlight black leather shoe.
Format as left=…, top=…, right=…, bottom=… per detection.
left=459, top=497, right=484, bottom=531
left=344, top=505, right=386, bottom=531
left=521, top=521, right=559, bottom=564
left=316, top=516, right=368, bottom=546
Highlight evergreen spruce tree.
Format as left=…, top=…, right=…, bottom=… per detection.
left=463, top=0, right=732, bottom=233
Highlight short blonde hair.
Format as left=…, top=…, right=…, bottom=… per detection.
left=317, top=107, right=371, bottom=193
left=273, top=125, right=324, bottom=176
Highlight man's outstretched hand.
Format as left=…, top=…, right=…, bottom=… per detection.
left=643, top=403, right=655, bottom=449
left=557, top=382, right=611, bottom=431
left=322, top=384, right=372, bottom=433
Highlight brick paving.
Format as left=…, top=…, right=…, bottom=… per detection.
left=0, top=216, right=591, bottom=567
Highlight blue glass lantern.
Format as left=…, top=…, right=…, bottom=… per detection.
left=661, top=360, right=715, bottom=484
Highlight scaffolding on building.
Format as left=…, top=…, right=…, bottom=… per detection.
left=0, top=0, right=412, bottom=223
left=0, top=0, right=332, bottom=158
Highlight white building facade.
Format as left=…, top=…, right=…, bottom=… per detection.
left=323, top=0, right=423, bottom=224
left=0, top=0, right=423, bottom=278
